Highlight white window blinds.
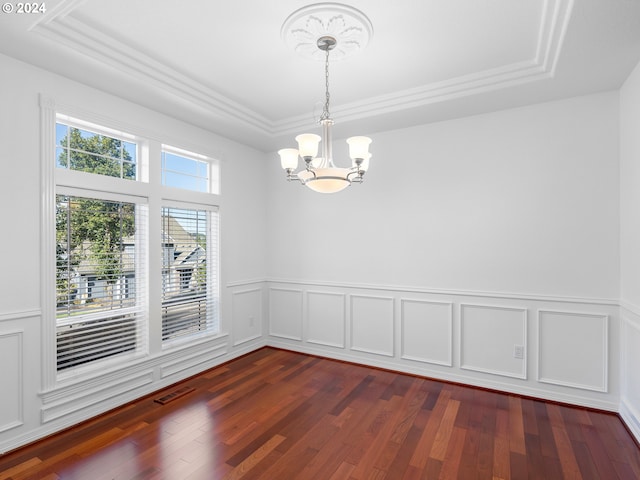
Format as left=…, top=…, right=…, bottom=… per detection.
left=56, top=195, right=147, bottom=371
left=161, top=207, right=218, bottom=343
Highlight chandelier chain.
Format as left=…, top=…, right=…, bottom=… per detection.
left=321, top=47, right=331, bottom=121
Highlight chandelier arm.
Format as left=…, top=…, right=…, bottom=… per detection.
left=306, top=167, right=318, bottom=179
left=285, top=169, right=304, bottom=183
left=346, top=169, right=364, bottom=182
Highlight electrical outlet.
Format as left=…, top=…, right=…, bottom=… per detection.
left=513, top=344, right=524, bottom=359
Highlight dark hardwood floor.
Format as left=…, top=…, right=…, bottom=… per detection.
left=1, top=347, right=639, bottom=479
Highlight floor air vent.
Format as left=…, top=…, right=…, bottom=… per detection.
left=154, top=386, right=195, bottom=405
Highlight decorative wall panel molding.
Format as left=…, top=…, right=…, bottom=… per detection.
left=41, top=371, right=154, bottom=423
left=265, top=280, right=619, bottom=411
left=537, top=310, right=608, bottom=392
left=232, top=288, right=263, bottom=346
left=160, top=343, right=227, bottom=379
left=401, top=299, right=453, bottom=366
left=269, top=288, right=303, bottom=341
left=226, top=278, right=268, bottom=288
left=350, top=295, right=395, bottom=357
left=620, top=300, right=640, bottom=318
left=307, top=291, right=346, bottom=348
left=460, top=304, right=527, bottom=379
left=0, top=331, right=23, bottom=433
left=267, top=277, right=617, bottom=306
left=621, top=314, right=640, bottom=443
left=0, top=309, right=40, bottom=323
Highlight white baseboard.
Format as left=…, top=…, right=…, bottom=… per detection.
left=620, top=397, right=640, bottom=445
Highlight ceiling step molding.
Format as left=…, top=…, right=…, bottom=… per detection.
left=30, top=3, right=272, bottom=136
left=29, top=0, right=573, bottom=141
left=274, top=0, right=574, bottom=136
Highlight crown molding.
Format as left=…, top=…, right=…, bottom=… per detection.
left=29, top=0, right=573, bottom=140
left=30, top=4, right=273, bottom=137
left=274, top=0, right=574, bottom=136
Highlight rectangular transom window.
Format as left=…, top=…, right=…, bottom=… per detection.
left=161, top=206, right=218, bottom=342
left=162, top=146, right=219, bottom=193
left=56, top=194, right=147, bottom=371
left=56, top=121, right=138, bottom=180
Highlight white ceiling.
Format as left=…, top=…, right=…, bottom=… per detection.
left=1, top=0, right=640, bottom=151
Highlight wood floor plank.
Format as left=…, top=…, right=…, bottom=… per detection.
left=408, top=388, right=452, bottom=469
left=1, top=347, right=639, bottom=480
left=429, top=398, right=460, bottom=461
left=547, top=403, right=583, bottom=479
left=492, top=408, right=511, bottom=480
left=328, top=461, right=355, bottom=480
left=221, top=434, right=285, bottom=480
left=437, top=425, right=467, bottom=479
left=508, top=396, right=527, bottom=456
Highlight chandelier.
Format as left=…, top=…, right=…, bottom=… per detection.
left=278, top=4, right=373, bottom=194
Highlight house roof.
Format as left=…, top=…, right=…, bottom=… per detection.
left=72, top=215, right=205, bottom=278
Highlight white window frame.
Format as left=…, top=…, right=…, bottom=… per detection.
left=40, top=95, right=222, bottom=391
left=49, top=115, right=150, bottom=380
left=55, top=115, right=140, bottom=181
left=161, top=144, right=219, bottom=194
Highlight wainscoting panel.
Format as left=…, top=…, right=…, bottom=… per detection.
left=307, top=291, right=346, bottom=348
left=621, top=311, right=640, bottom=443
left=266, top=280, right=620, bottom=411
left=269, top=288, right=303, bottom=341
left=160, top=342, right=228, bottom=379
left=538, top=310, right=608, bottom=392
left=232, top=288, right=263, bottom=346
left=460, top=304, right=527, bottom=379
left=0, top=331, right=23, bottom=433
left=401, top=299, right=453, bottom=366
left=41, top=371, right=155, bottom=424
left=350, top=295, right=395, bottom=357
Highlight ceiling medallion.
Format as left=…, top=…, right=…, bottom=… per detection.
left=281, top=2, right=374, bottom=61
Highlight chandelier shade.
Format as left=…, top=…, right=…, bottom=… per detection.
left=278, top=5, right=373, bottom=194
left=298, top=168, right=351, bottom=193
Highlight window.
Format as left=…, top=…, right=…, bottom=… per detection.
left=56, top=122, right=137, bottom=180
left=45, top=109, right=221, bottom=381
left=161, top=207, right=219, bottom=342
left=52, top=116, right=146, bottom=374
left=46, top=110, right=221, bottom=381
left=55, top=194, right=147, bottom=371
left=162, top=146, right=219, bottom=194
left=162, top=150, right=209, bottom=192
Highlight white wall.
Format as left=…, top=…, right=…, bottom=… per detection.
left=268, top=93, right=620, bottom=299
left=620, top=59, right=640, bottom=442
left=0, top=53, right=268, bottom=452
left=266, top=92, right=622, bottom=411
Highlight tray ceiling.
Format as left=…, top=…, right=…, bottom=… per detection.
left=1, top=0, right=640, bottom=151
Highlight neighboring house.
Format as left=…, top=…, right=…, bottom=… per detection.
left=71, top=241, right=136, bottom=307
left=64, top=215, right=205, bottom=309
left=161, top=215, right=206, bottom=298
